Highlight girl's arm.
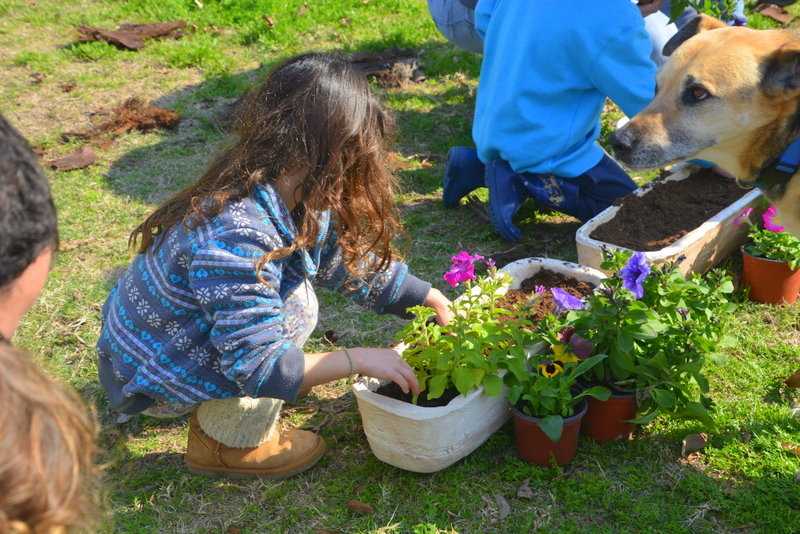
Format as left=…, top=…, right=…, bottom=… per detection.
left=301, top=347, right=420, bottom=394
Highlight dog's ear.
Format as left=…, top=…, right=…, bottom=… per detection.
left=662, top=14, right=728, bottom=57
left=763, top=42, right=800, bottom=97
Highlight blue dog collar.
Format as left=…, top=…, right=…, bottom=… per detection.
left=752, top=136, right=800, bottom=190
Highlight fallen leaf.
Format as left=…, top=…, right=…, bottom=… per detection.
left=60, top=83, right=76, bottom=92
left=779, top=441, right=800, bottom=457
left=784, top=368, right=800, bottom=388
left=517, top=478, right=534, bottom=500
left=76, top=22, right=186, bottom=50
left=347, top=499, right=373, bottom=514
left=353, top=485, right=366, bottom=494
left=116, top=413, right=134, bottom=424
left=681, top=432, right=707, bottom=457
left=227, top=528, right=241, bottom=534
left=298, top=2, right=307, bottom=15
left=341, top=17, right=350, bottom=26
left=495, top=494, right=511, bottom=521
left=755, top=4, right=794, bottom=24
left=50, top=146, right=96, bottom=171
left=263, top=15, right=275, bottom=28
left=742, top=431, right=752, bottom=444
left=30, top=72, right=44, bottom=84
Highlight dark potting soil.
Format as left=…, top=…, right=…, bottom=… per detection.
left=375, top=268, right=597, bottom=407
left=589, top=167, right=747, bottom=252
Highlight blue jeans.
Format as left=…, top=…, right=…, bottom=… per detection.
left=426, top=0, right=483, bottom=54
left=534, top=153, right=638, bottom=223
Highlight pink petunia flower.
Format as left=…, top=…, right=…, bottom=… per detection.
left=443, top=251, right=484, bottom=287
left=763, top=205, right=785, bottom=233
left=733, top=208, right=753, bottom=227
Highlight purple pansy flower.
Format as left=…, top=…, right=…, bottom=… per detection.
left=551, top=326, right=593, bottom=363
left=620, top=251, right=651, bottom=299
left=443, top=251, right=484, bottom=287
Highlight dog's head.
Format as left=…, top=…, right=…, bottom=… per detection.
left=611, top=15, right=800, bottom=182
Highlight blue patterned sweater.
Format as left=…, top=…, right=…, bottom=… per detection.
left=97, top=184, right=431, bottom=413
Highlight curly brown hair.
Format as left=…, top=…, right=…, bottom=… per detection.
left=130, top=52, right=406, bottom=280
left=0, top=343, right=98, bottom=534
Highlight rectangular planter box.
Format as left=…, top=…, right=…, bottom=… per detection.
left=576, top=163, right=766, bottom=276
left=353, top=257, right=605, bottom=473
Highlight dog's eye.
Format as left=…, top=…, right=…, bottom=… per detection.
left=689, top=86, right=709, bottom=101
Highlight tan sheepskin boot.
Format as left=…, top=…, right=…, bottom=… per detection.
left=184, top=397, right=325, bottom=479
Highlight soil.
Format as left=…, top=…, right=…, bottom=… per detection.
left=589, top=167, right=747, bottom=252
left=375, top=268, right=597, bottom=407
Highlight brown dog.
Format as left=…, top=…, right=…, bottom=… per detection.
left=610, top=15, right=800, bottom=239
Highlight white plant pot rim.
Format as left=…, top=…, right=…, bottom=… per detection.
left=575, top=162, right=764, bottom=261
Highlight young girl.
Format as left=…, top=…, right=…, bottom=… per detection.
left=96, top=52, right=452, bottom=479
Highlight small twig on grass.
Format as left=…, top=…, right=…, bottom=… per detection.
left=465, top=194, right=489, bottom=222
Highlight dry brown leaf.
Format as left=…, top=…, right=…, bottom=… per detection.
left=298, top=2, right=307, bottom=15
left=347, top=499, right=373, bottom=514
left=779, top=441, right=800, bottom=457
left=495, top=494, right=511, bottom=520
left=784, top=368, right=800, bottom=388
left=517, top=478, right=534, bottom=500
left=681, top=432, right=707, bottom=457
left=263, top=15, right=275, bottom=28
left=755, top=4, right=794, bottom=24
left=50, top=146, right=96, bottom=171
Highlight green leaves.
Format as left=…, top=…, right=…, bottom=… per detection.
left=542, top=248, right=738, bottom=431
left=537, top=414, right=564, bottom=444
left=397, top=267, right=528, bottom=402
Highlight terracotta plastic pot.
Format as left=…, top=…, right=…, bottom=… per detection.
left=741, top=246, right=800, bottom=305
left=512, top=399, right=587, bottom=467
left=581, top=392, right=638, bottom=442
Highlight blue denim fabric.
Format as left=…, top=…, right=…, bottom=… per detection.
left=426, top=0, right=483, bottom=54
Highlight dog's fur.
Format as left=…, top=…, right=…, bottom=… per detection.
left=610, top=15, right=800, bottom=238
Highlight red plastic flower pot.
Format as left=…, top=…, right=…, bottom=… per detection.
left=512, top=399, right=587, bottom=467
left=580, top=392, right=637, bottom=442
left=741, top=247, right=800, bottom=305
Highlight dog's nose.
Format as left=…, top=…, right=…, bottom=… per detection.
left=609, top=129, right=636, bottom=158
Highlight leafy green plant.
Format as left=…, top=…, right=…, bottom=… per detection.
left=737, top=205, right=800, bottom=270
left=534, top=248, right=738, bottom=430
left=395, top=252, right=531, bottom=403
left=506, top=317, right=611, bottom=443
left=667, top=0, right=741, bottom=22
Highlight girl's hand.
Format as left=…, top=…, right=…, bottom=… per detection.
left=424, top=287, right=453, bottom=327
left=351, top=347, right=420, bottom=395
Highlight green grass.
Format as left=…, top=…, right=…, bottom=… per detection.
left=1, top=0, right=799, bottom=532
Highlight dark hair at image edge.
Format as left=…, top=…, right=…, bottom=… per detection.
left=130, top=52, right=407, bottom=279
left=0, top=114, right=59, bottom=290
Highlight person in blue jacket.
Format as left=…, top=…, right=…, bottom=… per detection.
left=427, top=0, right=682, bottom=67
left=443, top=0, right=669, bottom=241
left=96, top=52, right=452, bottom=479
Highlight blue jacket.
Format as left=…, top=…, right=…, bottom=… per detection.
left=97, top=184, right=431, bottom=413
left=472, top=0, right=657, bottom=177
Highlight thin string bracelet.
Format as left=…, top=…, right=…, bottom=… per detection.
left=342, top=347, right=355, bottom=386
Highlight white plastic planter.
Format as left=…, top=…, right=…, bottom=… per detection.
left=353, top=257, right=605, bottom=473
left=576, top=162, right=766, bottom=275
